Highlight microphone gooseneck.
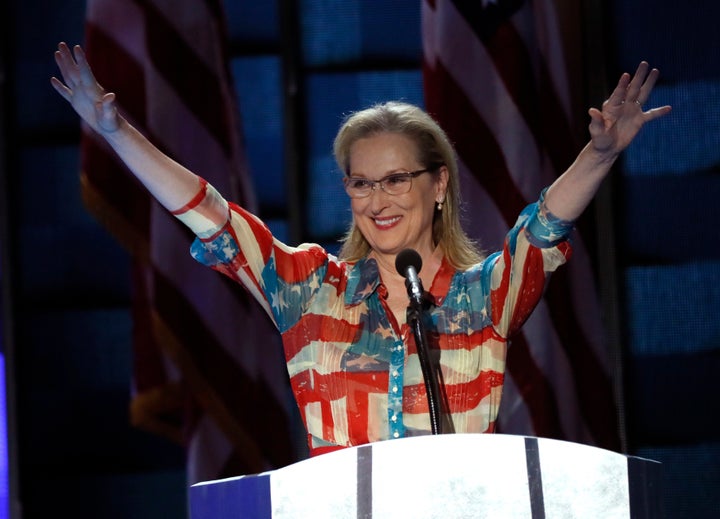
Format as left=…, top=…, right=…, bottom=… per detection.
left=394, top=248, right=443, bottom=435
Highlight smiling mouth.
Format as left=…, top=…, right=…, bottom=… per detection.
left=373, top=216, right=401, bottom=229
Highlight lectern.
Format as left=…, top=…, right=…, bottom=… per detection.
left=190, top=434, right=662, bottom=518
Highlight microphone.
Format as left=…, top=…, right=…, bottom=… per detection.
left=395, top=248, right=424, bottom=307
left=395, top=248, right=443, bottom=435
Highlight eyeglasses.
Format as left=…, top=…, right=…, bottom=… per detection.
left=343, top=169, right=433, bottom=199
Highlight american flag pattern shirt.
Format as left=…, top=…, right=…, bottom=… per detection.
left=174, top=179, right=573, bottom=456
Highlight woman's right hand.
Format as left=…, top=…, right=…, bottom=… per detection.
left=51, top=42, right=121, bottom=135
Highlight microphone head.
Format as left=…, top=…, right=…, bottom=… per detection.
left=395, top=248, right=422, bottom=277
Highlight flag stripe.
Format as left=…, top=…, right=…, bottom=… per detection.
left=422, top=33, right=565, bottom=439
left=423, top=60, right=526, bottom=227
left=544, top=269, right=620, bottom=448
left=152, top=270, right=294, bottom=470
left=471, top=3, right=619, bottom=440
left=83, top=0, right=295, bottom=483
left=132, top=0, right=233, bottom=154
left=455, top=1, right=578, bottom=174
left=82, top=23, right=151, bottom=250
left=423, top=0, right=620, bottom=450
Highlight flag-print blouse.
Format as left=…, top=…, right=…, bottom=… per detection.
left=174, top=179, right=573, bottom=457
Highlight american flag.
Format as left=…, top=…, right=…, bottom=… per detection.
left=422, top=0, right=621, bottom=450
left=81, top=0, right=296, bottom=482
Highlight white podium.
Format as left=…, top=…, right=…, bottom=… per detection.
left=190, top=434, right=662, bottom=518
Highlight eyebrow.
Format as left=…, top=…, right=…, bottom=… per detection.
left=347, top=169, right=419, bottom=179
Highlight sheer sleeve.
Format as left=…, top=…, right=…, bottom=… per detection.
left=481, top=188, right=574, bottom=337
left=173, top=178, right=329, bottom=332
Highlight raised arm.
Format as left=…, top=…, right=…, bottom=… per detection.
left=543, top=61, right=672, bottom=221
left=50, top=42, right=201, bottom=211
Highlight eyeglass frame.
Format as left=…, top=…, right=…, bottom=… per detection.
left=343, top=166, right=441, bottom=199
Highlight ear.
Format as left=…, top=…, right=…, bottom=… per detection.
left=435, top=165, right=449, bottom=203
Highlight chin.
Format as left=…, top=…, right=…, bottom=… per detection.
left=372, top=243, right=408, bottom=257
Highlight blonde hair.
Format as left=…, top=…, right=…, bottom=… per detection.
left=333, top=101, right=483, bottom=269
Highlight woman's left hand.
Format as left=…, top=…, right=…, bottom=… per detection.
left=588, top=61, right=671, bottom=156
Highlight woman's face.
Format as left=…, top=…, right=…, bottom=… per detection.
left=348, top=132, right=447, bottom=261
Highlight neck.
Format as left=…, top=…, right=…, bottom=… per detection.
left=371, top=244, right=443, bottom=287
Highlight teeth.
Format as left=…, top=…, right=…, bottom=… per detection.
left=374, top=216, right=400, bottom=227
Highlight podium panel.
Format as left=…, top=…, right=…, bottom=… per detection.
left=190, top=434, right=662, bottom=518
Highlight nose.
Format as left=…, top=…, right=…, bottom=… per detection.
left=367, top=184, right=391, bottom=213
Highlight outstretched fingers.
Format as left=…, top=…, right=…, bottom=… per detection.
left=605, top=62, right=661, bottom=109
left=602, top=62, right=672, bottom=119
left=50, top=76, right=72, bottom=102
left=51, top=42, right=84, bottom=102
left=52, top=43, right=104, bottom=96
left=623, top=61, right=650, bottom=105
left=605, top=72, right=632, bottom=108
left=54, top=43, right=80, bottom=85
left=589, top=61, right=672, bottom=154
left=72, top=44, right=101, bottom=88
left=627, top=63, right=671, bottom=118
left=643, top=104, right=672, bottom=122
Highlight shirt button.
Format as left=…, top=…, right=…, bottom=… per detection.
left=392, top=386, right=398, bottom=393
left=392, top=370, right=399, bottom=377
left=391, top=415, right=397, bottom=422
left=393, top=432, right=400, bottom=438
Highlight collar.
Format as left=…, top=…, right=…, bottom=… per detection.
left=343, top=254, right=455, bottom=307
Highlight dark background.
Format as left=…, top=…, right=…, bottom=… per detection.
left=1, top=0, right=719, bottom=518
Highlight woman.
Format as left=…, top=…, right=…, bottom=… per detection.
left=51, top=42, right=670, bottom=456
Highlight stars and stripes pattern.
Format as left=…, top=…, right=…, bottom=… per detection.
left=81, top=0, right=295, bottom=482
left=422, top=0, right=621, bottom=449
left=175, top=178, right=573, bottom=456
